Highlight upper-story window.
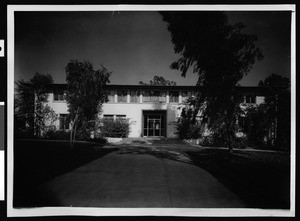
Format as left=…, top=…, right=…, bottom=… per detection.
left=142, top=90, right=166, bottom=103
left=117, top=90, right=127, bottom=103
left=181, top=91, right=193, bottom=102
left=169, top=91, right=179, bottom=103
left=142, top=91, right=150, bottom=102
left=158, top=91, right=166, bottom=102
left=245, top=95, right=256, bottom=104
left=130, top=90, right=140, bottom=103
left=54, top=90, right=65, bottom=101
left=107, top=90, right=115, bottom=103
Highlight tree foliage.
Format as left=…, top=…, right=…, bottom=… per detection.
left=15, top=72, right=57, bottom=138
left=65, top=60, right=111, bottom=146
left=176, top=96, right=204, bottom=139
left=160, top=11, right=263, bottom=153
left=256, top=74, right=290, bottom=150
left=139, top=75, right=176, bottom=86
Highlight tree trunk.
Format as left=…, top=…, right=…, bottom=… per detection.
left=70, top=122, right=73, bottom=146
left=70, top=109, right=79, bottom=148
left=228, top=145, right=234, bottom=155
left=73, top=123, right=78, bottom=147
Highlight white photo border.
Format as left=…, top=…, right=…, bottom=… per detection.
left=7, top=4, right=296, bottom=217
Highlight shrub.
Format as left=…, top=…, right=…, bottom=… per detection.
left=44, top=130, right=70, bottom=140
left=100, top=119, right=130, bottom=138
left=87, top=137, right=107, bottom=144
left=176, top=121, right=202, bottom=140
left=15, top=128, right=36, bottom=139
left=176, top=105, right=204, bottom=140
left=199, top=133, right=247, bottom=149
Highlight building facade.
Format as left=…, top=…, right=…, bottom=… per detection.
left=45, top=84, right=269, bottom=138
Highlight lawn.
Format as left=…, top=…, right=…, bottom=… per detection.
left=185, top=148, right=291, bottom=209
left=13, top=139, right=117, bottom=207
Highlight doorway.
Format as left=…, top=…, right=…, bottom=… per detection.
left=143, top=111, right=166, bottom=137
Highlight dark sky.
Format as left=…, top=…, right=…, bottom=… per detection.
left=14, top=11, right=291, bottom=86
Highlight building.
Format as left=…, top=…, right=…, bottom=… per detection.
left=44, top=84, right=271, bottom=139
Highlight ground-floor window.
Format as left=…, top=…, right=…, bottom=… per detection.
left=116, top=115, right=126, bottom=122
left=59, top=114, right=70, bottom=130
left=103, top=114, right=114, bottom=122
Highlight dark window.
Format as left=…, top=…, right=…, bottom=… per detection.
left=245, top=95, right=256, bottom=104
left=117, top=90, right=127, bottom=103
left=59, top=114, right=70, bottom=130
left=54, top=90, right=65, bottom=101
left=169, top=91, right=179, bottom=102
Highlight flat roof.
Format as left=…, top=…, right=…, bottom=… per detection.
left=44, top=84, right=290, bottom=96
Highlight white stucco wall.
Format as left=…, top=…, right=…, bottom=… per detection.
left=256, top=96, right=265, bottom=105
left=101, top=103, right=182, bottom=138
left=46, top=93, right=183, bottom=138
left=45, top=92, right=266, bottom=138
left=47, top=93, right=69, bottom=129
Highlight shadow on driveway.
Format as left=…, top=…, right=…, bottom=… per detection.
left=13, top=139, right=119, bottom=208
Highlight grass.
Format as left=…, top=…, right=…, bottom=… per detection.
left=13, top=139, right=117, bottom=207
left=185, top=148, right=290, bottom=209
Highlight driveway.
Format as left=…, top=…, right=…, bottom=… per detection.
left=34, top=142, right=246, bottom=208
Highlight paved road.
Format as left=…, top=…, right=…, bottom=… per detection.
left=36, top=144, right=246, bottom=208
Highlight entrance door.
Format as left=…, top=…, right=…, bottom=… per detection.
left=148, top=119, right=161, bottom=136
left=143, top=111, right=166, bottom=137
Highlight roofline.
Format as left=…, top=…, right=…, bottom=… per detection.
left=43, top=84, right=290, bottom=95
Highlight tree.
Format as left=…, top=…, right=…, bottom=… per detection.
left=15, top=72, right=57, bottom=138
left=139, top=75, right=177, bottom=86
left=160, top=11, right=263, bottom=154
left=176, top=96, right=204, bottom=140
left=65, top=60, right=111, bottom=147
left=258, top=73, right=290, bottom=150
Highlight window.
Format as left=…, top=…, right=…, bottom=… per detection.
left=245, top=95, right=256, bottom=104
left=169, top=91, right=179, bottom=102
left=117, top=90, right=127, bottom=103
left=130, top=90, right=140, bottom=103
left=159, top=91, right=166, bottom=102
left=107, top=91, right=115, bottom=103
left=54, top=90, right=65, bottom=101
left=150, top=91, right=160, bottom=102
left=103, top=115, right=114, bottom=122
left=142, top=91, right=150, bottom=102
left=142, top=90, right=166, bottom=103
left=59, top=114, right=70, bottom=130
left=116, top=115, right=126, bottom=122
left=182, top=91, right=193, bottom=102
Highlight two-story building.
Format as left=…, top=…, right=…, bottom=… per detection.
left=44, top=84, right=271, bottom=138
